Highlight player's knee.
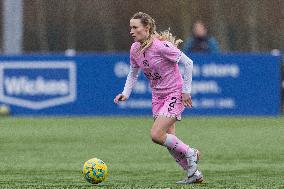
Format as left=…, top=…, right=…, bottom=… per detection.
left=150, top=130, right=163, bottom=144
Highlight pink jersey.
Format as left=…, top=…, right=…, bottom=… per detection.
left=130, top=38, right=183, bottom=96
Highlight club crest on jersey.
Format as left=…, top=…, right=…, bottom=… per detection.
left=0, top=61, right=77, bottom=110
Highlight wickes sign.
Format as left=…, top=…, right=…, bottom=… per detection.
left=0, top=61, right=76, bottom=110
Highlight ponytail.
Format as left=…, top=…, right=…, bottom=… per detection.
left=155, top=28, right=183, bottom=47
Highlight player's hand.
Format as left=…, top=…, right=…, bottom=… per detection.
left=114, top=94, right=127, bottom=104
left=182, top=93, right=193, bottom=108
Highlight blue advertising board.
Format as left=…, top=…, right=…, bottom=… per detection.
left=0, top=53, right=281, bottom=116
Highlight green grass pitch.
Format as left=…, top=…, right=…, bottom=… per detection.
left=0, top=117, right=283, bottom=189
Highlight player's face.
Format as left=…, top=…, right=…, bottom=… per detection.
left=130, top=19, right=150, bottom=42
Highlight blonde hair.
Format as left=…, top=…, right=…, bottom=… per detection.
left=131, top=12, right=182, bottom=53
left=155, top=29, right=183, bottom=47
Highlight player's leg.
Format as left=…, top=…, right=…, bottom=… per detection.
left=166, top=123, right=203, bottom=184
left=150, top=116, right=176, bottom=145
left=151, top=92, right=201, bottom=181
left=166, top=124, right=188, bottom=170
left=151, top=116, right=198, bottom=177
left=167, top=123, right=175, bottom=135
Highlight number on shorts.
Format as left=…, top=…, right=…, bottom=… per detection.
left=168, top=97, right=177, bottom=112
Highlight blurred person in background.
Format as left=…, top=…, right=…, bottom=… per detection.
left=183, top=20, right=220, bottom=53
left=114, top=12, right=203, bottom=184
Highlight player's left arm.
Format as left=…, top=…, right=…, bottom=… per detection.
left=160, top=42, right=193, bottom=108
left=178, top=52, right=193, bottom=108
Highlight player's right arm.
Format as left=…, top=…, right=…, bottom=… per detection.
left=114, top=44, right=140, bottom=104
left=114, top=65, right=140, bottom=104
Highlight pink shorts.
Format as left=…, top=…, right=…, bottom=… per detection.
left=152, top=92, right=185, bottom=121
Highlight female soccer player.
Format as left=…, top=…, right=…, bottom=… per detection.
left=114, top=12, right=203, bottom=184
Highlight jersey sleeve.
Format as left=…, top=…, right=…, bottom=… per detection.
left=130, top=43, right=140, bottom=68
left=178, top=52, right=193, bottom=94
left=121, top=65, right=140, bottom=98
left=121, top=43, right=140, bottom=98
left=160, top=41, right=182, bottom=64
